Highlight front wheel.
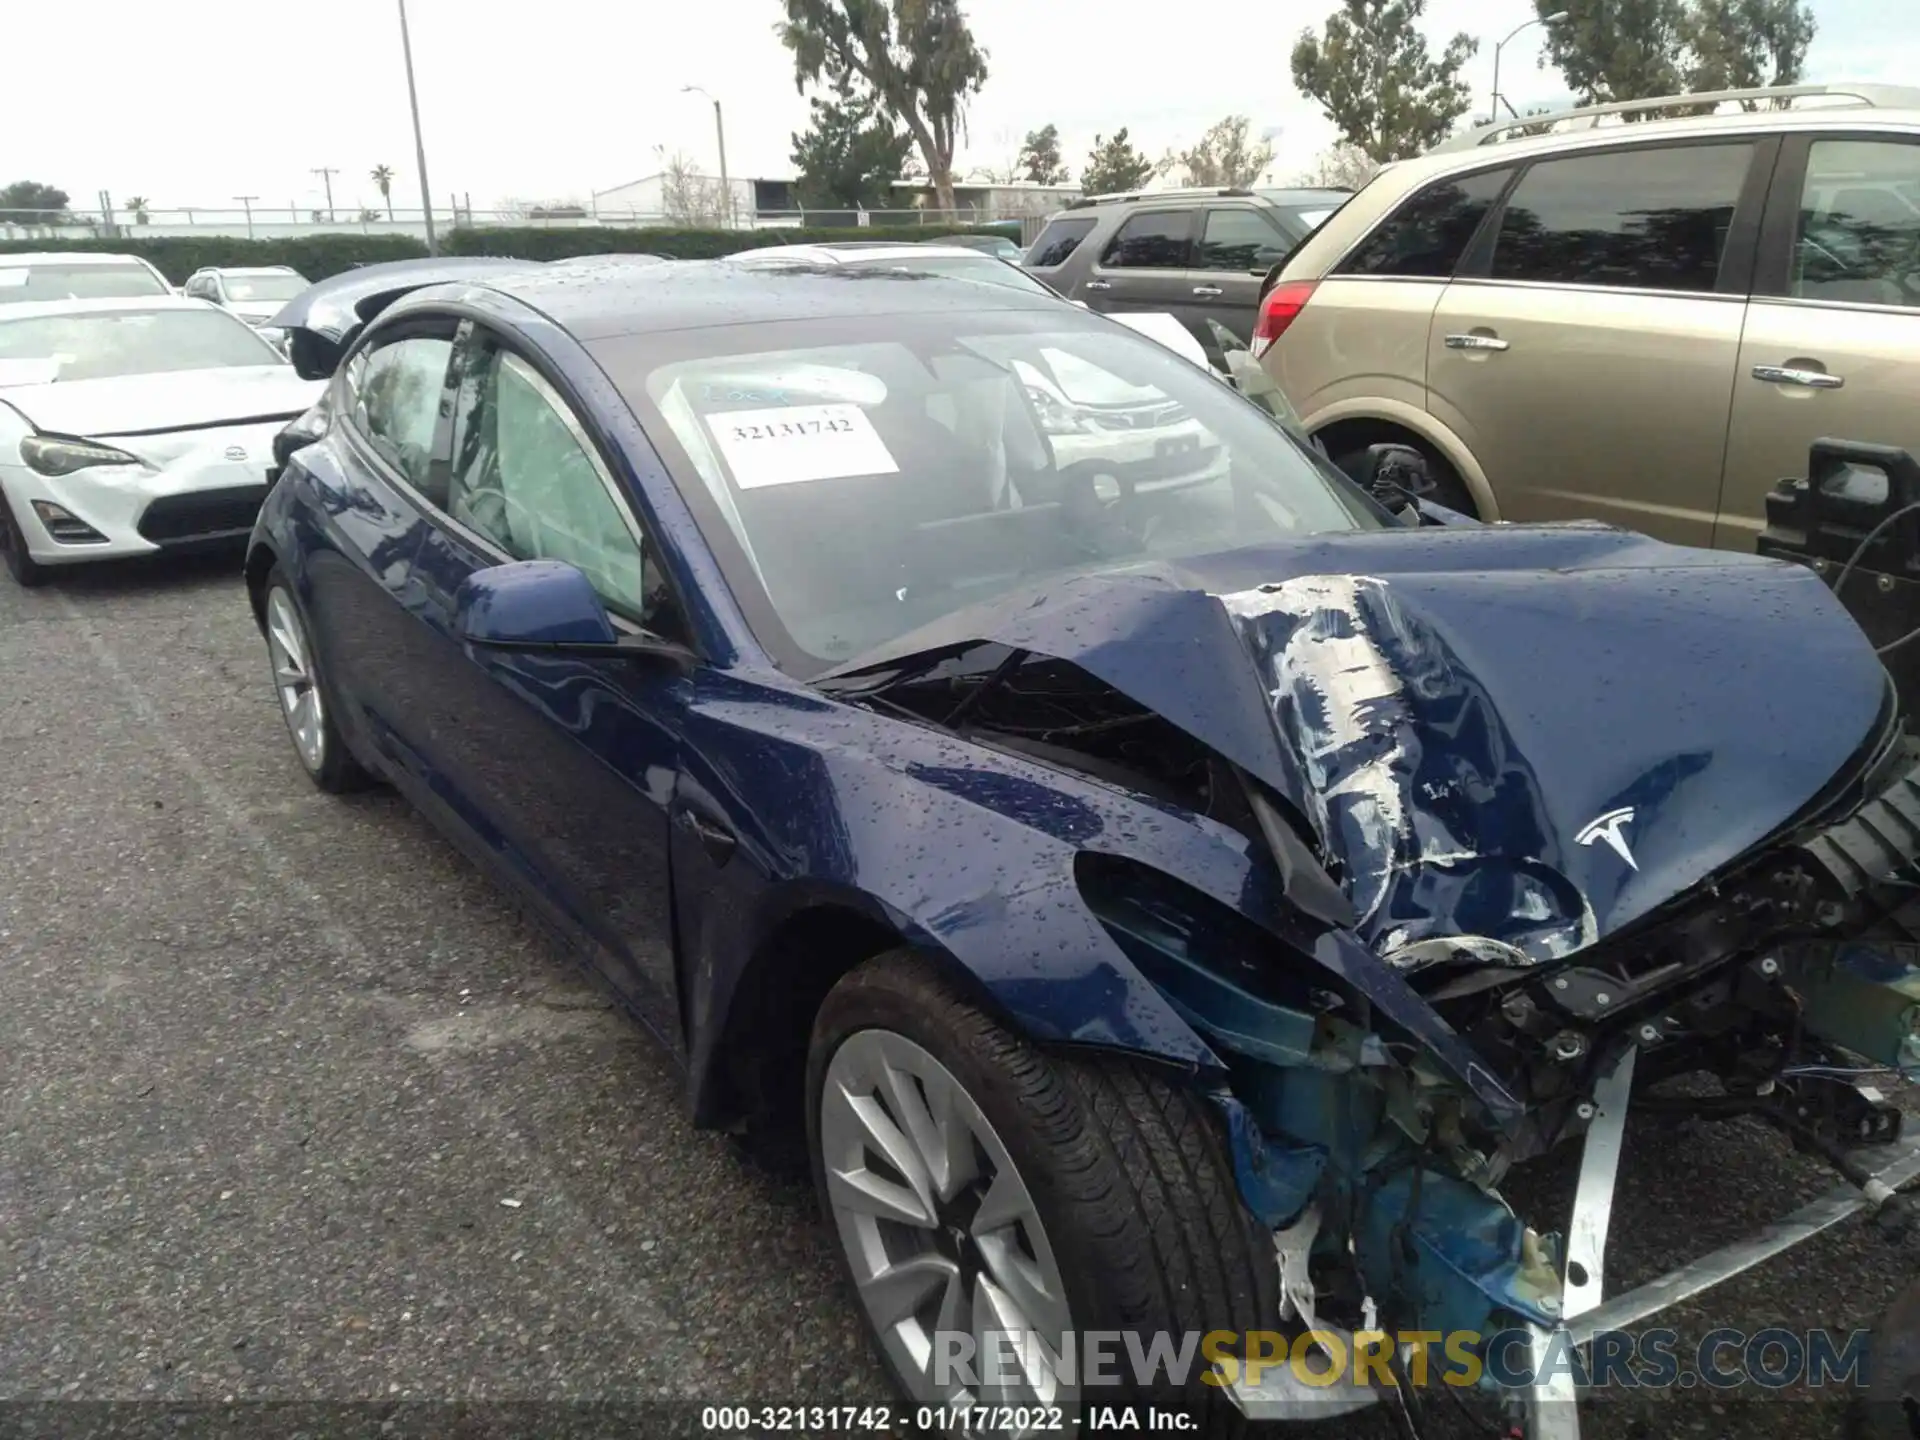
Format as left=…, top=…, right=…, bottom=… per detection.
left=0, top=492, right=50, bottom=587
left=808, top=950, right=1279, bottom=1436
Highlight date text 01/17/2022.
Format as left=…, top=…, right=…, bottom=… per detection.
left=698, top=1404, right=1078, bottom=1432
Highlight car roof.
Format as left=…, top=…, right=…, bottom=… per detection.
left=0, top=252, right=158, bottom=268
left=0, top=295, right=216, bottom=320
left=1255, top=187, right=1354, bottom=207
left=1400, top=95, right=1920, bottom=189
left=199, top=265, right=301, bottom=276
left=441, top=256, right=1064, bottom=342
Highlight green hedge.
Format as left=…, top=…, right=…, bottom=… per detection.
left=0, top=222, right=1021, bottom=283
left=0, top=233, right=429, bottom=283
left=442, top=222, right=1016, bottom=261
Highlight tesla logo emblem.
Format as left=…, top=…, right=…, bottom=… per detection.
left=1576, top=807, right=1638, bottom=871
left=223, top=445, right=248, bottom=462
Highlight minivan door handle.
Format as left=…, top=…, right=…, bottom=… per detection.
left=1444, top=333, right=1511, bottom=352
left=1082, top=279, right=1112, bottom=292
left=1191, top=284, right=1224, bottom=297
left=1753, top=363, right=1844, bottom=390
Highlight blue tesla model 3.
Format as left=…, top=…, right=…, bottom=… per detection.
left=247, top=254, right=1920, bottom=1437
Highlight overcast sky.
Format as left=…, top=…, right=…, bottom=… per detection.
left=7, top=0, right=1900, bottom=215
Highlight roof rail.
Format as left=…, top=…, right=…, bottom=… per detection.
left=1430, top=82, right=1920, bottom=154
left=1066, top=186, right=1256, bottom=209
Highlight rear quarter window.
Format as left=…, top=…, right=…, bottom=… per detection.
left=1026, top=216, right=1096, bottom=269
left=1337, top=168, right=1513, bottom=278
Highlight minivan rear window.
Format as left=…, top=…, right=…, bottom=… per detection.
left=1025, top=217, right=1096, bottom=269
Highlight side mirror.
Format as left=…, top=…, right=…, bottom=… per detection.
left=457, top=559, right=620, bottom=648
left=454, top=559, right=698, bottom=669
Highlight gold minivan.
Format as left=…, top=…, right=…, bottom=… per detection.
left=1257, top=83, right=1920, bottom=549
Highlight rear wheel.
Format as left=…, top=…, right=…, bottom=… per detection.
left=1334, top=439, right=1477, bottom=518
left=0, top=492, right=50, bottom=587
left=263, top=568, right=372, bottom=793
left=808, top=950, right=1278, bottom=1436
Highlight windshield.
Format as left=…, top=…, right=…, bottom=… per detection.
left=0, top=263, right=168, bottom=302
left=599, top=308, right=1377, bottom=673
left=0, top=307, right=282, bottom=382
left=220, top=272, right=308, bottom=302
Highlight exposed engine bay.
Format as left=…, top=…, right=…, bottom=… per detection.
left=819, top=538, right=1920, bottom=1434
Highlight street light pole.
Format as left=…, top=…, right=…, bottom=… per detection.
left=396, top=0, right=438, bottom=255
left=682, top=85, right=732, bottom=229
left=1492, top=11, right=1569, bottom=122
left=234, top=195, right=258, bottom=241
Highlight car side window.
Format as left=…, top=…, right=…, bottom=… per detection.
left=1195, top=208, right=1290, bottom=272
left=1026, top=216, right=1096, bottom=269
left=351, top=334, right=457, bottom=502
left=1489, top=141, right=1755, bottom=293
left=1793, top=139, right=1920, bottom=309
left=446, top=340, right=664, bottom=629
left=1338, top=168, right=1512, bottom=278
left=1099, top=210, right=1193, bottom=269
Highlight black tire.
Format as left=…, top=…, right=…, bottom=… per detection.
left=1334, top=440, right=1477, bottom=518
left=0, top=492, right=51, bottom=587
left=262, top=565, right=374, bottom=794
left=807, top=949, right=1279, bottom=1436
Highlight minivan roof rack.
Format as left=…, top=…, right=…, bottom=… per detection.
left=1430, top=82, right=1920, bottom=153
left=1065, top=186, right=1256, bottom=209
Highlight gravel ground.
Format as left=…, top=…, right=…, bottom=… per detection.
left=2, top=549, right=1915, bottom=1440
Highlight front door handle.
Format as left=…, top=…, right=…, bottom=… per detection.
left=1191, top=284, right=1224, bottom=297
left=1082, top=279, right=1112, bottom=292
left=1753, top=363, right=1844, bottom=390
left=1444, top=333, right=1511, bottom=352
left=680, top=808, right=737, bottom=867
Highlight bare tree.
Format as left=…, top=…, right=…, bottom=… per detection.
left=1298, top=143, right=1380, bottom=189
left=661, top=153, right=730, bottom=227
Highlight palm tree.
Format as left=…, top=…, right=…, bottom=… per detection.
left=370, top=165, right=395, bottom=221
left=126, top=196, right=150, bottom=225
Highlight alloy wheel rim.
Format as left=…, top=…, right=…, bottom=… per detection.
left=820, top=1029, right=1075, bottom=1434
left=266, top=588, right=326, bottom=773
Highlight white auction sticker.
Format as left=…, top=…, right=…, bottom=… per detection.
left=0, top=271, right=30, bottom=288
left=706, top=403, right=898, bottom=490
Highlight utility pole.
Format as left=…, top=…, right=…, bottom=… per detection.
left=681, top=85, right=732, bottom=228
left=311, top=167, right=339, bottom=222
left=234, top=196, right=258, bottom=241
left=396, top=0, right=439, bottom=255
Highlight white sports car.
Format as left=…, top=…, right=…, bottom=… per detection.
left=0, top=296, right=323, bottom=585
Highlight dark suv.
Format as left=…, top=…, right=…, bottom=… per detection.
left=1022, top=185, right=1352, bottom=352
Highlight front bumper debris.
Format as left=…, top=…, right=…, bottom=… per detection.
left=1227, top=1040, right=1920, bottom=1438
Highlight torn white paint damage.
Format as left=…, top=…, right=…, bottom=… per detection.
left=1219, top=574, right=1595, bottom=967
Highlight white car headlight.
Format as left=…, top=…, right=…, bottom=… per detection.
left=19, top=435, right=143, bottom=477
left=1025, top=385, right=1092, bottom=436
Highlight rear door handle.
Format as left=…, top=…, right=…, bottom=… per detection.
left=1191, top=284, right=1224, bottom=297
left=1082, top=279, right=1112, bottom=292
left=1444, top=333, right=1511, bottom=352
left=1753, top=364, right=1844, bottom=390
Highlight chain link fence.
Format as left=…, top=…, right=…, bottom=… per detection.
left=0, top=202, right=1058, bottom=244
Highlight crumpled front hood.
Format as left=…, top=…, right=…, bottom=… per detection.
left=824, top=523, right=1890, bottom=961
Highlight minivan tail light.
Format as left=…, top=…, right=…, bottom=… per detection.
left=1251, top=280, right=1319, bottom=359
